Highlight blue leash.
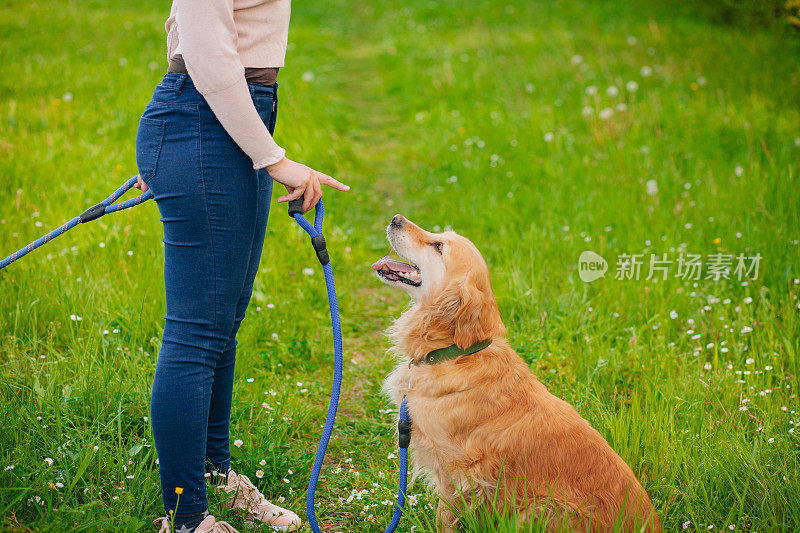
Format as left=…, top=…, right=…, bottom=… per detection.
left=287, top=199, right=411, bottom=533
left=0, top=175, right=152, bottom=271
left=0, top=177, right=412, bottom=532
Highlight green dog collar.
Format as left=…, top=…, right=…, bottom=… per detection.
left=417, top=339, right=492, bottom=366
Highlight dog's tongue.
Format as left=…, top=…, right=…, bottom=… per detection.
left=371, top=256, right=416, bottom=273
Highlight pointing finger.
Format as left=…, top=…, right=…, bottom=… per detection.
left=317, top=173, right=350, bottom=192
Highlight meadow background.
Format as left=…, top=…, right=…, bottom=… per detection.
left=2, top=0, right=800, bottom=531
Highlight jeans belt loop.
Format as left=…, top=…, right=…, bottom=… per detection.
left=175, top=73, right=187, bottom=94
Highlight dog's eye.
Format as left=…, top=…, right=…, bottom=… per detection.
left=431, top=241, right=443, bottom=254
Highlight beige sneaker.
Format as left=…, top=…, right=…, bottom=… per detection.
left=220, top=470, right=301, bottom=531
left=154, top=514, right=239, bottom=532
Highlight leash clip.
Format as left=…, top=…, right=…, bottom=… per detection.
left=398, top=419, right=412, bottom=449
left=398, top=396, right=412, bottom=449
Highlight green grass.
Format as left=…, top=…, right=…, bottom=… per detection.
left=1, top=0, right=799, bottom=531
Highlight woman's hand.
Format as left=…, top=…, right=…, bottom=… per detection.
left=134, top=174, right=149, bottom=192
left=267, top=157, right=350, bottom=213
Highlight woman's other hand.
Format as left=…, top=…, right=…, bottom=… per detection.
left=267, top=157, right=350, bottom=213
left=134, top=174, right=149, bottom=192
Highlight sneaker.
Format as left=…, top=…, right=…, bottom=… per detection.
left=154, top=514, right=239, bottom=533
left=220, top=470, right=301, bottom=531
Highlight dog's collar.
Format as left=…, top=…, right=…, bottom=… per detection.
left=415, top=339, right=492, bottom=366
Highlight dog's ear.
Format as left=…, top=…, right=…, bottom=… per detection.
left=433, top=274, right=505, bottom=349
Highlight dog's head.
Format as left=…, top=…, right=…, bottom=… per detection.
left=372, top=215, right=505, bottom=349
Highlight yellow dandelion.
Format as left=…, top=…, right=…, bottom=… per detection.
left=691, top=82, right=699, bottom=91
left=713, top=237, right=721, bottom=244
left=175, top=487, right=184, bottom=495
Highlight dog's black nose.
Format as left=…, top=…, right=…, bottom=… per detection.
left=391, top=214, right=405, bottom=228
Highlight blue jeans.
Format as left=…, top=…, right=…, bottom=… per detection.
left=136, top=73, right=277, bottom=514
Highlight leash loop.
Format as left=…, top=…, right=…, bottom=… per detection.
left=288, top=199, right=409, bottom=533
left=0, top=175, right=153, bottom=272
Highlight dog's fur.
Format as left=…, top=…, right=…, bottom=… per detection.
left=377, top=216, right=660, bottom=532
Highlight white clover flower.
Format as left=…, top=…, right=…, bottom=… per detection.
left=645, top=179, right=658, bottom=196
left=302, top=71, right=315, bottom=82
left=669, top=310, right=678, bottom=319
left=599, top=108, right=613, bottom=120
left=640, top=66, right=653, bottom=77
left=735, top=166, right=744, bottom=177
left=741, top=326, right=753, bottom=334
left=302, top=268, right=314, bottom=276
left=746, top=358, right=755, bottom=365
left=581, top=106, right=593, bottom=117
left=246, top=378, right=255, bottom=383
left=543, top=132, right=554, bottom=142
left=585, top=85, right=598, bottom=96
left=616, top=103, right=628, bottom=112
left=606, top=86, right=619, bottom=97
left=626, top=81, right=639, bottom=92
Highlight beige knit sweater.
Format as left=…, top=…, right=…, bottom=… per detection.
left=166, top=0, right=291, bottom=169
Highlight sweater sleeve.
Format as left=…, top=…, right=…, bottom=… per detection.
left=173, top=0, right=285, bottom=169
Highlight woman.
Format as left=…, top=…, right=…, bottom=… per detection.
left=135, top=1, right=349, bottom=531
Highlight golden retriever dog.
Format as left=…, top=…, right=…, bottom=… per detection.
left=374, top=215, right=660, bottom=532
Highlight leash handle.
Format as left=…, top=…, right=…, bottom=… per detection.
left=288, top=199, right=329, bottom=265
left=0, top=175, right=153, bottom=272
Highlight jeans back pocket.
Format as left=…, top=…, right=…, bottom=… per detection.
left=136, top=117, right=166, bottom=184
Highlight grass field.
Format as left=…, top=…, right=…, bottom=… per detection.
left=2, top=0, right=800, bottom=531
